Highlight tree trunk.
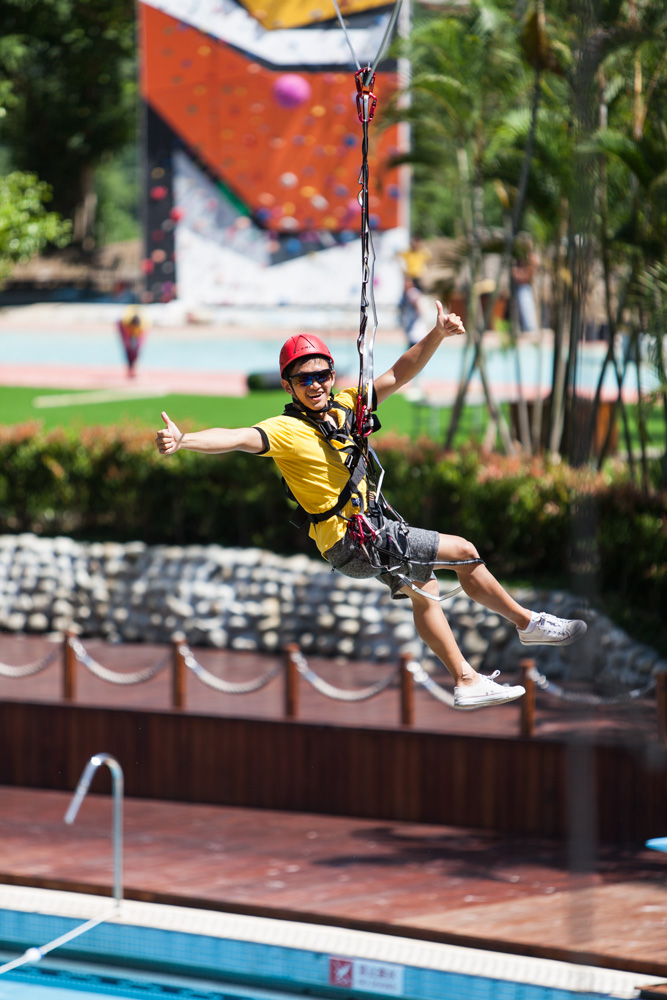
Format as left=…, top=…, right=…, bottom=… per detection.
left=73, top=164, right=97, bottom=249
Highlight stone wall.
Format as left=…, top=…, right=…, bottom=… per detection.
left=0, top=533, right=664, bottom=688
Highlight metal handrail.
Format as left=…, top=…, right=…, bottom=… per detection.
left=65, top=752, right=124, bottom=908
left=0, top=752, right=123, bottom=977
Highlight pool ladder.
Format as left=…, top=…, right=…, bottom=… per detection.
left=0, top=752, right=123, bottom=976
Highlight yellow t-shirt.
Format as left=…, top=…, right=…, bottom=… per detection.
left=254, top=387, right=368, bottom=556
left=399, top=246, right=431, bottom=280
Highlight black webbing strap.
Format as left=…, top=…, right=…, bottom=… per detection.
left=281, top=399, right=372, bottom=528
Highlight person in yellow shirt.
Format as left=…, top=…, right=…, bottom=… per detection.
left=156, top=304, right=586, bottom=709
left=398, top=237, right=432, bottom=291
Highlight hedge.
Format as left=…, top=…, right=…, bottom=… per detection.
left=1, top=424, right=665, bottom=619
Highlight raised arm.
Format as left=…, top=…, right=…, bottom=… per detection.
left=374, top=301, right=465, bottom=404
left=156, top=411, right=264, bottom=455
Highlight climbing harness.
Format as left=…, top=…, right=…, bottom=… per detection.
left=281, top=394, right=482, bottom=603
left=282, top=1, right=484, bottom=602
left=281, top=397, right=378, bottom=528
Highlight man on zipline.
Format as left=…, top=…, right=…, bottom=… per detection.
left=156, top=302, right=586, bottom=709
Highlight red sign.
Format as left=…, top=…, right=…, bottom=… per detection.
left=329, top=957, right=354, bottom=989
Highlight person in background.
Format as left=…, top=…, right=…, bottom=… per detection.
left=511, top=241, right=539, bottom=334
left=399, top=236, right=432, bottom=291
left=118, top=309, right=148, bottom=378
left=399, top=278, right=429, bottom=348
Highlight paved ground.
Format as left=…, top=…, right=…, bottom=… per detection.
left=0, top=302, right=635, bottom=402
left=2, top=786, right=667, bottom=978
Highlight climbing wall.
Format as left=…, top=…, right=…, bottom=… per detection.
left=138, top=0, right=407, bottom=306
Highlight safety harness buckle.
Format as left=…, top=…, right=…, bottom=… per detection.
left=347, top=512, right=378, bottom=548
left=355, top=67, right=377, bottom=123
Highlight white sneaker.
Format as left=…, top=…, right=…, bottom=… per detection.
left=454, top=671, right=526, bottom=710
left=518, top=612, right=587, bottom=646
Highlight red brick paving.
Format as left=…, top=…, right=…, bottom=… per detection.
left=1, top=786, right=666, bottom=976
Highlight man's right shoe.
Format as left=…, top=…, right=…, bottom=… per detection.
left=518, top=612, right=587, bottom=646
left=454, top=671, right=525, bottom=710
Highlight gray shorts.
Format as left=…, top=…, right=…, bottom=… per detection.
left=324, top=517, right=439, bottom=600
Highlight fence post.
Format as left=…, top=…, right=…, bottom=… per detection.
left=656, top=669, right=667, bottom=746
left=171, top=632, right=187, bottom=710
left=399, top=653, right=414, bottom=727
left=519, top=658, right=536, bottom=738
left=62, top=630, right=77, bottom=702
left=284, top=643, right=300, bottom=719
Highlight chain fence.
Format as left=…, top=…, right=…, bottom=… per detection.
left=68, top=636, right=171, bottom=686
left=527, top=665, right=657, bottom=706
left=0, top=647, right=60, bottom=679
left=1, top=634, right=661, bottom=729
left=178, top=642, right=282, bottom=694
left=291, top=648, right=399, bottom=702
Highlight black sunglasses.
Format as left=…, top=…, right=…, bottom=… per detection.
left=290, top=368, right=334, bottom=388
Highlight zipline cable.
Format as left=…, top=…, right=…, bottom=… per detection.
left=330, top=0, right=402, bottom=442
left=328, top=2, right=473, bottom=604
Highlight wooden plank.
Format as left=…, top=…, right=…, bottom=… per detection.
left=1, top=700, right=665, bottom=841
left=2, top=787, right=667, bottom=978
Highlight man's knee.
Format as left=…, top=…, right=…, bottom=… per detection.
left=403, top=577, right=440, bottom=607
left=438, top=535, right=480, bottom=564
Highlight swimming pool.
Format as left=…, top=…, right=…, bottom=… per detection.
left=0, top=886, right=660, bottom=1000
left=0, top=321, right=646, bottom=399
left=0, top=954, right=309, bottom=1000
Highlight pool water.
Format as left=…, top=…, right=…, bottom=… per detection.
left=1, top=325, right=647, bottom=396
left=0, top=957, right=306, bottom=1000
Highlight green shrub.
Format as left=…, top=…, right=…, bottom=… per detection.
left=1, top=424, right=665, bottom=624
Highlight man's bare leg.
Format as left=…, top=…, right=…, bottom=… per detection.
left=435, top=532, right=587, bottom=649
left=402, top=578, right=478, bottom=686
left=436, top=533, right=532, bottom=629
left=402, top=578, right=526, bottom=707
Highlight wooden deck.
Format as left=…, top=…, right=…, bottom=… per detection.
left=2, top=786, right=667, bottom=979
left=1, top=633, right=666, bottom=847
left=2, top=633, right=667, bottom=980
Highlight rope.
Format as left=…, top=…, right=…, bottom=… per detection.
left=330, top=0, right=402, bottom=439
left=179, top=644, right=282, bottom=694
left=292, top=649, right=399, bottom=702
left=68, top=636, right=170, bottom=685
left=0, top=647, right=60, bottom=679
left=406, top=660, right=456, bottom=708
left=528, top=666, right=656, bottom=705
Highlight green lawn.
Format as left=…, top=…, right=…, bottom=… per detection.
left=1, top=385, right=664, bottom=455
left=0, top=385, right=490, bottom=444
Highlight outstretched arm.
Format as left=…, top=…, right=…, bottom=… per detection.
left=156, top=411, right=264, bottom=455
left=374, top=301, right=465, bottom=404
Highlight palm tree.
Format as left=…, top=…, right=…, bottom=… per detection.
left=391, top=0, right=529, bottom=451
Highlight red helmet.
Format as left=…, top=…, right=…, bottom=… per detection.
left=279, top=334, right=334, bottom=378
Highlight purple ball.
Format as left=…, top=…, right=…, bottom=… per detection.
left=272, top=74, right=312, bottom=109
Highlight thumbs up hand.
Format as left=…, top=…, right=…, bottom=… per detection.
left=156, top=411, right=183, bottom=455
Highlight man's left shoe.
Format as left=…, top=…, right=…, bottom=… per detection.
left=517, top=613, right=587, bottom=646
left=454, top=671, right=526, bottom=710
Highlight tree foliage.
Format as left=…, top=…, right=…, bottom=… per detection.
left=0, top=171, right=70, bottom=284
left=0, top=0, right=137, bottom=241
left=391, top=0, right=667, bottom=476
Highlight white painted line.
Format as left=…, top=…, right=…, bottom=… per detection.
left=32, top=388, right=168, bottom=408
